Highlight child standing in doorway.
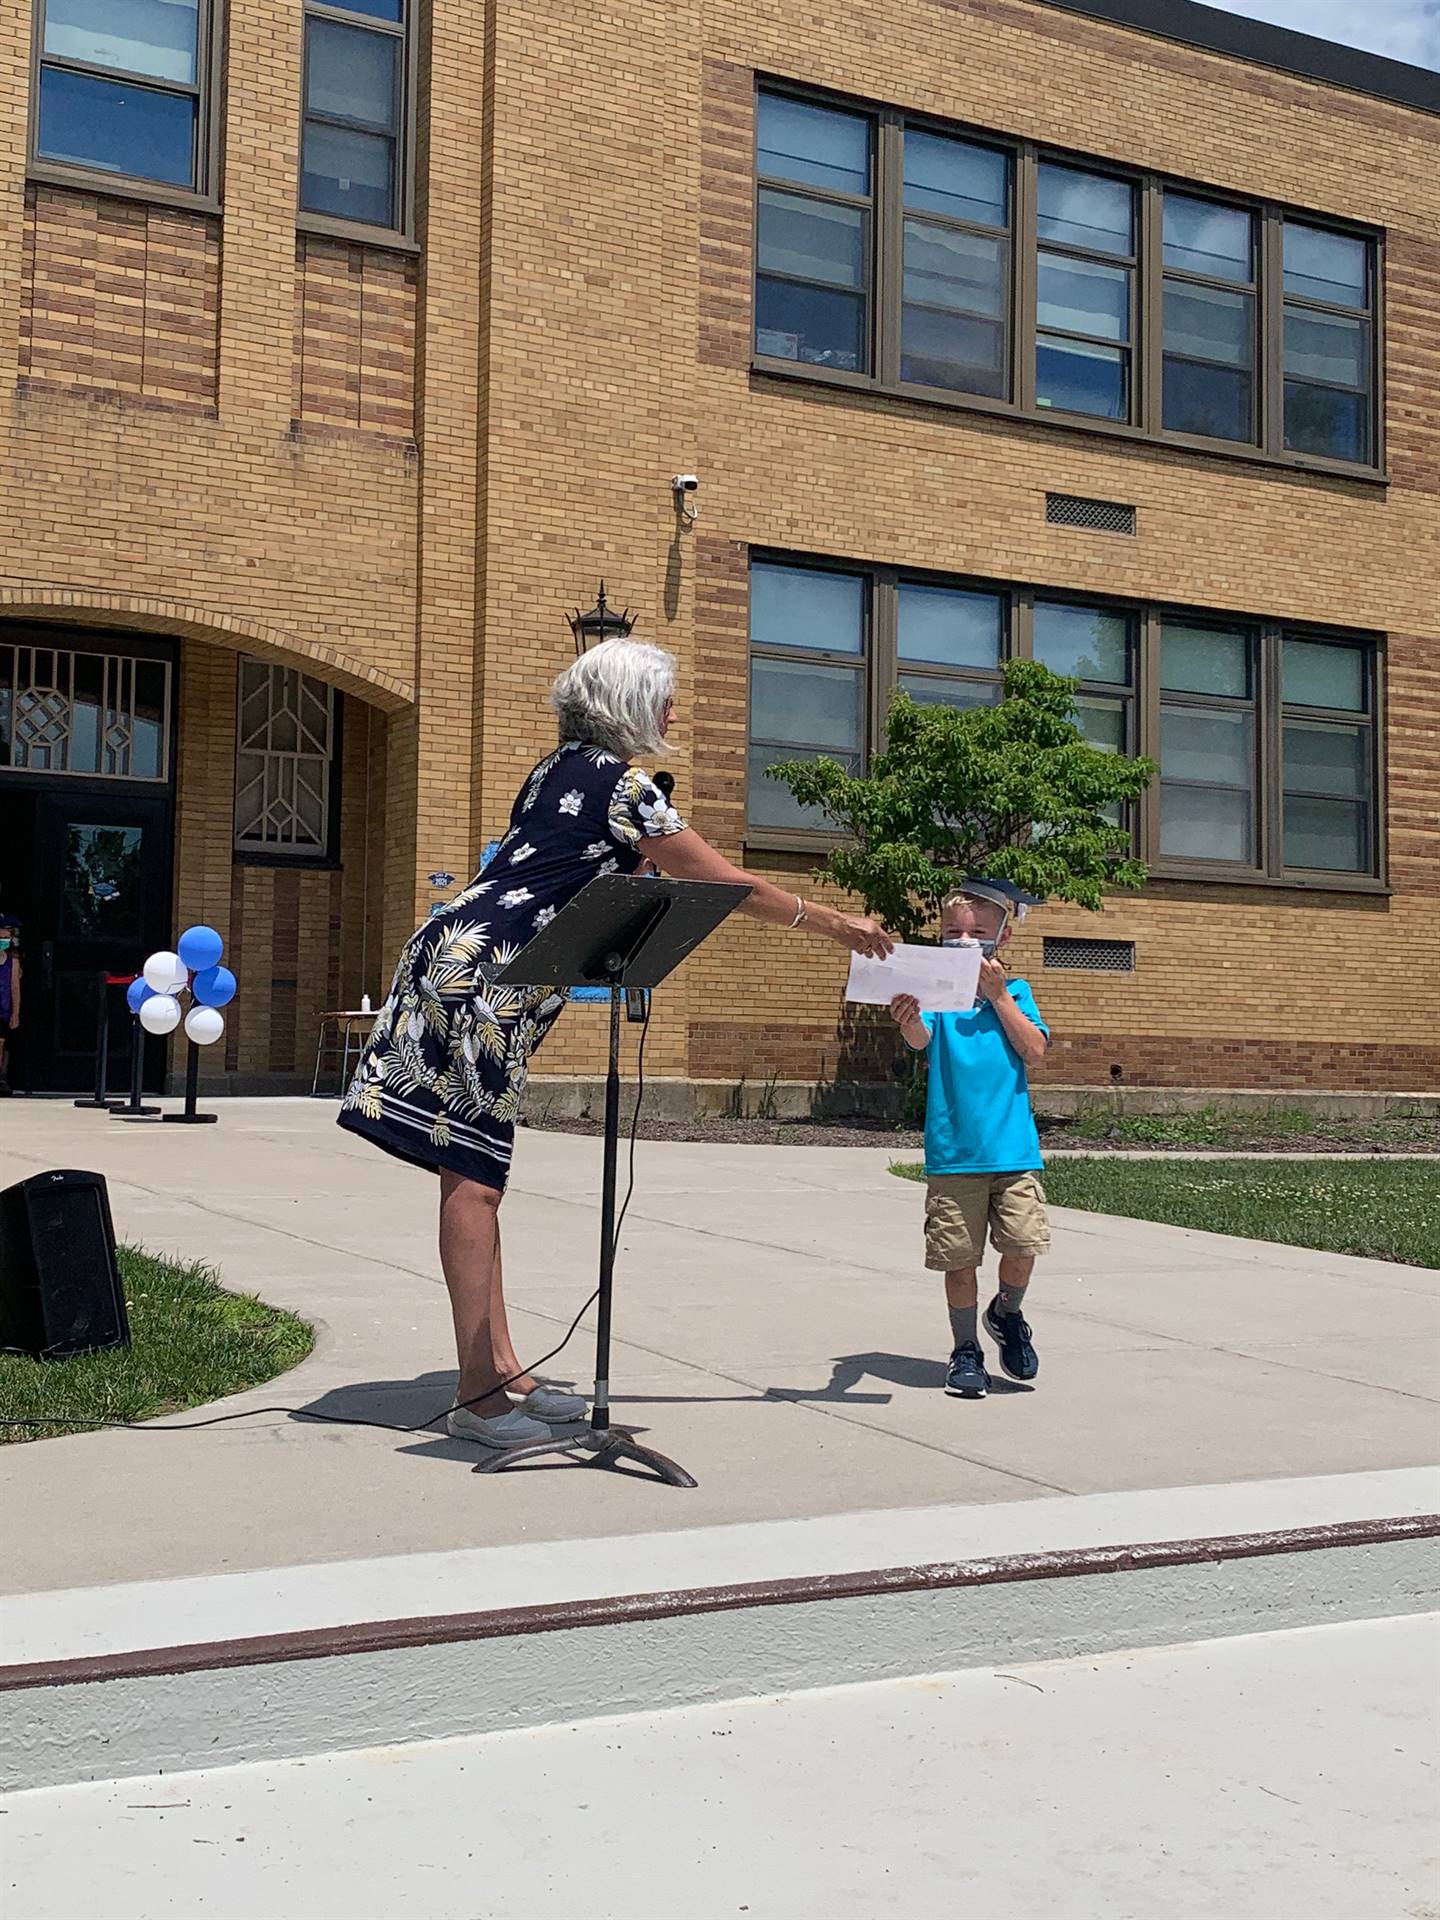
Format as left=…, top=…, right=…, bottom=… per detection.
left=890, top=878, right=1049, bottom=1400
left=0, top=915, right=21, bottom=1096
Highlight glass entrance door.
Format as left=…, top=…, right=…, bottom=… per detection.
left=0, top=788, right=174, bottom=1092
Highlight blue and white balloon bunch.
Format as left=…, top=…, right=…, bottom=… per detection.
left=126, top=925, right=238, bottom=1048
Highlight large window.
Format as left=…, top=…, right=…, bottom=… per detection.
left=745, top=557, right=1382, bottom=886
left=754, top=93, right=873, bottom=375
left=300, top=0, right=411, bottom=236
left=234, top=661, right=340, bottom=860
left=33, top=0, right=220, bottom=196
left=753, top=85, right=1381, bottom=472
left=1034, top=164, right=1134, bottom=422
left=747, top=560, right=867, bottom=830
left=1282, top=222, right=1374, bottom=465
left=0, top=637, right=171, bottom=780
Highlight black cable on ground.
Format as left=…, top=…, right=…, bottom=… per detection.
left=0, top=996, right=653, bottom=1439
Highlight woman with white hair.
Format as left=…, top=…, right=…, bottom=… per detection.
left=340, top=638, right=892, bottom=1450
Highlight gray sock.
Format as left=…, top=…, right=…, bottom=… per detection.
left=948, top=1304, right=978, bottom=1350
left=996, top=1279, right=1030, bottom=1316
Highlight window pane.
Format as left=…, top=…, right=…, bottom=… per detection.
left=1163, top=359, right=1252, bottom=443
left=1283, top=380, right=1368, bottom=463
left=898, top=675, right=998, bottom=709
left=308, top=18, right=398, bottom=130
left=301, top=121, right=394, bottom=226
left=1161, top=784, right=1251, bottom=863
left=132, top=660, right=166, bottom=780
left=1161, top=624, right=1251, bottom=697
left=1075, top=696, right=1126, bottom=752
left=1283, top=223, right=1367, bottom=307
left=901, top=223, right=1005, bottom=395
left=1161, top=706, right=1253, bottom=786
left=1284, top=721, right=1366, bottom=797
left=1162, top=194, right=1252, bottom=282
left=748, top=743, right=858, bottom=831
left=898, top=584, right=1003, bottom=669
left=331, top=0, right=403, bottom=17
left=757, top=190, right=865, bottom=289
left=1037, top=254, right=1130, bottom=341
left=45, top=0, right=197, bottom=84
left=37, top=67, right=195, bottom=186
left=1035, top=336, right=1127, bottom=418
left=904, top=222, right=1004, bottom=316
left=900, top=304, right=1005, bottom=396
left=751, top=563, right=864, bottom=654
left=1284, top=796, right=1366, bottom=872
left=903, top=130, right=1007, bottom=226
left=1034, top=602, right=1131, bottom=684
left=1037, top=164, right=1132, bottom=256
left=1283, top=638, right=1366, bottom=711
left=1164, top=282, right=1251, bottom=367
left=1285, top=309, right=1366, bottom=388
left=751, top=656, right=862, bottom=753
left=756, top=278, right=866, bottom=371
left=757, top=94, right=869, bottom=196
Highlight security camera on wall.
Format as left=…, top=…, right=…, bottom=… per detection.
left=671, top=474, right=699, bottom=524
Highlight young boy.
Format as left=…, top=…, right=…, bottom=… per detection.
left=890, top=878, right=1049, bottom=1400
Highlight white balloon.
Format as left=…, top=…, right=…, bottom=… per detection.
left=184, top=1006, right=225, bottom=1047
left=139, top=994, right=182, bottom=1035
left=143, top=950, right=184, bottom=994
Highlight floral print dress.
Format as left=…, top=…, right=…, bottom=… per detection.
left=338, top=742, right=685, bottom=1190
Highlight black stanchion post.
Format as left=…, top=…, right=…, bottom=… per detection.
left=74, top=972, right=123, bottom=1110
left=162, top=1038, right=217, bottom=1125
left=113, top=1012, right=161, bottom=1123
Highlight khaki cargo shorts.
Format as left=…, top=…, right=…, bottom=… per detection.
left=924, top=1171, right=1050, bottom=1270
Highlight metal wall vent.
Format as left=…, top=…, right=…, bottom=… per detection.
left=1043, top=937, right=1136, bottom=973
left=1045, top=493, right=1137, bottom=535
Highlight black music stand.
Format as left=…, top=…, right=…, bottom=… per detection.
left=474, top=872, right=749, bottom=1488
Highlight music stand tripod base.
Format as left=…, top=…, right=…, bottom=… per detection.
left=479, top=873, right=749, bottom=1494
left=473, top=1425, right=698, bottom=1488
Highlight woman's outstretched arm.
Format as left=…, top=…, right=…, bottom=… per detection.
left=644, top=828, right=893, bottom=959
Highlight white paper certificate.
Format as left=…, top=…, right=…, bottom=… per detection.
left=845, top=941, right=983, bottom=1013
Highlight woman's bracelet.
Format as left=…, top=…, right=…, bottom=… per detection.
left=787, top=895, right=808, bottom=929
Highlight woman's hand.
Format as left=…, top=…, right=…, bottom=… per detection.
left=822, top=910, right=893, bottom=958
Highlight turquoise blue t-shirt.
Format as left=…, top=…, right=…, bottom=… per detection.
left=921, top=979, right=1049, bottom=1175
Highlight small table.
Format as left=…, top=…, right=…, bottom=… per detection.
left=311, top=1009, right=378, bottom=1098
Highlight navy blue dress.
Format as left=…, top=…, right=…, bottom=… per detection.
left=338, top=742, right=685, bottom=1189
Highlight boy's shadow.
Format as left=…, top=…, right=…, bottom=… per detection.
left=769, top=1351, right=1033, bottom=1402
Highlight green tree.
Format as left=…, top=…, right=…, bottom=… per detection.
left=771, top=660, right=1157, bottom=942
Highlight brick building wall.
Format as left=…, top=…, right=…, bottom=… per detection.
left=0, top=0, right=1435, bottom=1095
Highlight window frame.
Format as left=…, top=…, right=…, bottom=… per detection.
left=232, top=659, right=344, bottom=868
left=742, top=553, right=1386, bottom=892
left=750, top=78, right=1386, bottom=483
left=28, top=0, right=225, bottom=210
left=297, top=0, right=417, bottom=248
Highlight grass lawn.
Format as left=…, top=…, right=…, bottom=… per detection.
left=891, top=1157, right=1440, bottom=1269
left=0, top=1247, right=313, bottom=1445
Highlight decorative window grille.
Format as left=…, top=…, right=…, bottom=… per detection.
left=1043, top=936, right=1136, bottom=972
left=0, top=641, right=170, bottom=781
left=234, top=660, right=337, bottom=857
left=1045, top=493, right=1137, bottom=535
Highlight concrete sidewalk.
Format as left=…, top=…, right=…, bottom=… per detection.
left=1, top=1099, right=1437, bottom=1596
left=8, top=1616, right=1437, bottom=1920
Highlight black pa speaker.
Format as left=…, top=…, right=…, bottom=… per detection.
left=0, top=1170, right=130, bottom=1358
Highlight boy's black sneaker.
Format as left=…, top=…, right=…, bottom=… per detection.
left=945, top=1341, right=990, bottom=1399
left=984, top=1298, right=1039, bottom=1382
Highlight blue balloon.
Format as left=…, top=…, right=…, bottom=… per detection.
left=192, top=965, right=237, bottom=1009
left=126, top=978, right=155, bottom=1015
left=178, top=925, right=224, bottom=972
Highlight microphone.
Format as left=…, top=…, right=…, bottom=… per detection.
left=654, top=771, right=675, bottom=802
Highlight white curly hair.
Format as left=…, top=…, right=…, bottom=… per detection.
left=550, top=638, right=675, bottom=761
